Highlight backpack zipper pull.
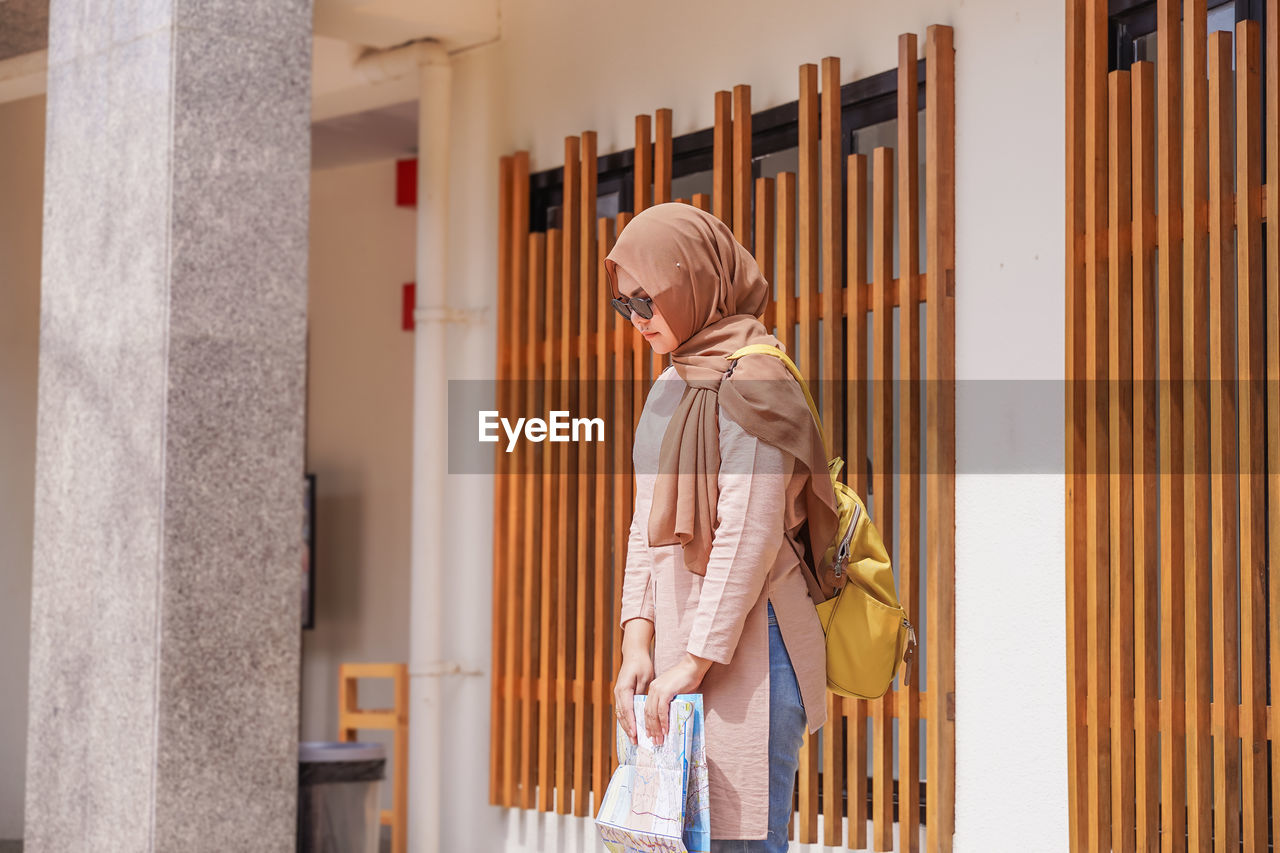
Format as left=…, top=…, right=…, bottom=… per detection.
left=901, top=619, right=917, bottom=687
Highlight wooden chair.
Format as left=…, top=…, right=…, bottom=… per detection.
left=338, top=663, right=408, bottom=853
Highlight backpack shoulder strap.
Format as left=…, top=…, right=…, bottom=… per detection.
left=726, top=345, right=829, bottom=459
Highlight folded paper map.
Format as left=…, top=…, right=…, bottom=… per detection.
left=595, top=694, right=709, bottom=853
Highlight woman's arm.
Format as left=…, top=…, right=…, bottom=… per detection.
left=685, top=409, right=791, bottom=664
left=618, top=476, right=657, bottom=629
left=615, top=472, right=659, bottom=744
left=642, top=409, right=791, bottom=744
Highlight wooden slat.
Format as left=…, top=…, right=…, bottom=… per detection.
left=1083, top=3, right=1113, bottom=850
left=515, top=154, right=540, bottom=812
left=625, top=209, right=647, bottom=462
left=342, top=710, right=399, bottom=730
left=1181, top=4, right=1212, bottom=846
left=870, top=145, right=894, bottom=852
left=776, top=172, right=797, bottom=359
left=820, top=55, right=845, bottom=469
left=795, top=68, right=821, bottom=841
left=537, top=228, right=561, bottom=813
left=1234, top=22, right=1267, bottom=853
left=573, top=131, right=598, bottom=818
left=655, top=109, right=672, bottom=205
left=754, top=177, right=776, bottom=332
left=513, top=209, right=536, bottom=813
left=1064, top=3, right=1088, bottom=844
left=593, top=213, right=619, bottom=809
left=609, top=216, right=632, bottom=791
left=798, top=62, right=821, bottom=379
left=635, top=115, right=653, bottom=214
left=924, top=24, right=956, bottom=853
left=713, top=90, right=732, bottom=225
left=1156, top=1, right=1188, bottom=846
left=1267, top=3, right=1280, bottom=850
left=556, top=135, right=581, bottom=817
left=1129, top=59, right=1160, bottom=853
left=845, top=155, right=870, bottom=519
left=391, top=666, right=409, bottom=853
left=491, top=156, right=513, bottom=806
left=338, top=664, right=409, bottom=853
left=488, top=154, right=509, bottom=804
left=1107, top=69, right=1136, bottom=853
left=845, top=151, right=869, bottom=851
left=815, top=53, right=846, bottom=849
left=733, top=84, right=753, bottom=252
left=895, top=35, right=922, bottom=853
left=1206, top=31, right=1240, bottom=853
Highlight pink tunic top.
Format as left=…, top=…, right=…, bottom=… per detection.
left=619, top=364, right=829, bottom=841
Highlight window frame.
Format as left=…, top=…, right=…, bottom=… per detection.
left=1108, top=0, right=1266, bottom=70
left=527, top=61, right=927, bottom=234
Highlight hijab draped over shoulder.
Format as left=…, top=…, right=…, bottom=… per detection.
left=603, top=203, right=838, bottom=596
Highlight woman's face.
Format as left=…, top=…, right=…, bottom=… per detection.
left=615, top=265, right=681, bottom=354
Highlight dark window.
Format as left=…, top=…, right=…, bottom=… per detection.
left=1109, top=0, right=1265, bottom=71
left=528, top=62, right=927, bottom=236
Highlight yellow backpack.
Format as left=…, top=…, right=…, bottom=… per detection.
left=725, top=344, right=916, bottom=700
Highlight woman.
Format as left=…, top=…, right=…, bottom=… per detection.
left=604, top=203, right=839, bottom=851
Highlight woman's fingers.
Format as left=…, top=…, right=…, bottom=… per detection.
left=614, top=684, right=636, bottom=744
left=646, top=690, right=669, bottom=747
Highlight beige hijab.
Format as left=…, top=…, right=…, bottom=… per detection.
left=604, top=202, right=838, bottom=592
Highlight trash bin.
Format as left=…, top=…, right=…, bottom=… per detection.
left=298, top=741, right=386, bottom=853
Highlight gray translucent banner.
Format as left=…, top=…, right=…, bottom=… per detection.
left=447, top=379, right=1279, bottom=475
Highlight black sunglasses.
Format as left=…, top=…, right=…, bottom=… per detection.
left=610, top=293, right=655, bottom=321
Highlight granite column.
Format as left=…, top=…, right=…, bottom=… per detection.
left=25, top=1, right=313, bottom=850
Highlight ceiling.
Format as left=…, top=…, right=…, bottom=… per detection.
left=0, top=0, right=497, bottom=169
left=0, top=0, right=498, bottom=59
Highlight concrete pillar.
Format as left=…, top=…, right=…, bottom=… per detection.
left=24, top=1, right=313, bottom=850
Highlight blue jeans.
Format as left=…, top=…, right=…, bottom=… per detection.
left=709, top=601, right=807, bottom=852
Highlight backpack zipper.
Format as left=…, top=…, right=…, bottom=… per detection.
left=901, top=619, right=918, bottom=686
left=831, top=502, right=861, bottom=578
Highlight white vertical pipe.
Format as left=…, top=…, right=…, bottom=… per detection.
left=408, top=41, right=451, bottom=853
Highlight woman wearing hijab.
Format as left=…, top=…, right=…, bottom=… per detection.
left=604, top=202, right=840, bottom=851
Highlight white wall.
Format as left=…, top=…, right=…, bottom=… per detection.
left=428, top=0, right=1069, bottom=850
left=0, top=93, right=44, bottom=841
left=301, top=157, right=417, bottom=774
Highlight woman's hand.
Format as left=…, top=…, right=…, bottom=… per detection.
left=614, top=619, right=656, bottom=745
left=643, top=653, right=713, bottom=747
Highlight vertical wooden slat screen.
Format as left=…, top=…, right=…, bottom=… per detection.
left=1067, top=2, right=1280, bottom=850
left=492, top=26, right=956, bottom=852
